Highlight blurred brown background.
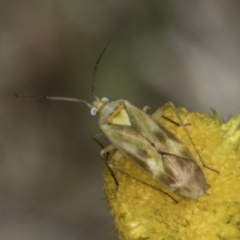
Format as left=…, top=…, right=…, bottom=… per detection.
left=1, top=1, right=240, bottom=239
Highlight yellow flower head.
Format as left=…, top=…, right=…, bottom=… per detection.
left=103, top=103, right=240, bottom=240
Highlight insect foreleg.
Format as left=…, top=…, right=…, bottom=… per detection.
left=92, top=134, right=119, bottom=192
left=92, top=133, right=105, bottom=149
left=100, top=144, right=116, bottom=158
left=142, top=106, right=151, bottom=113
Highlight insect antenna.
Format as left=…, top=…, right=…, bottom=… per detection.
left=13, top=93, right=92, bottom=109
left=91, top=39, right=111, bottom=101
left=14, top=41, right=111, bottom=108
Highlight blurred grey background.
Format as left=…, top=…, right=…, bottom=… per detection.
left=1, top=1, right=240, bottom=239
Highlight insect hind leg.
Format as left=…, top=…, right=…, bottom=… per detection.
left=109, top=164, right=178, bottom=203
left=93, top=133, right=179, bottom=202
left=168, top=102, right=219, bottom=174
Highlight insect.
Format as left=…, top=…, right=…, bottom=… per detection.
left=15, top=41, right=218, bottom=200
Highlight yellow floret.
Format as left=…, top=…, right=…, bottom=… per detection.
left=103, top=103, right=240, bottom=240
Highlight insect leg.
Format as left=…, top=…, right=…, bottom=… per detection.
left=152, top=103, right=190, bottom=127
left=100, top=144, right=116, bottom=157
left=92, top=133, right=119, bottom=192
left=151, top=103, right=166, bottom=120
left=92, top=132, right=105, bottom=148
left=168, top=102, right=219, bottom=174
left=142, top=106, right=151, bottom=113
left=101, top=145, right=174, bottom=199
left=109, top=163, right=178, bottom=203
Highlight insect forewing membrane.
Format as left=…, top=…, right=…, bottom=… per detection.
left=97, top=99, right=206, bottom=199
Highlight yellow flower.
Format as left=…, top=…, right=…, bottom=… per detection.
left=103, top=103, right=240, bottom=240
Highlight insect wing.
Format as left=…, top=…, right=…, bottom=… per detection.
left=100, top=100, right=206, bottom=199
left=101, top=124, right=168, bottom=186
left=124, top=101, right=194, bottom=160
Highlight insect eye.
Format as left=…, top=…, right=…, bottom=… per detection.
left=91, top=107, right=97, bottom=116
left=101, top=97, right=109, bottom=102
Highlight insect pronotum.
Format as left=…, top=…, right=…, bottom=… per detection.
left=15, top=41, right=218, bottom=200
